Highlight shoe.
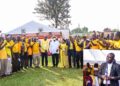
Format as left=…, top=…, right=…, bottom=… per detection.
left=36, top=66, right=40, bottom=68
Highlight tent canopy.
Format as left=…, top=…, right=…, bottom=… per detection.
left=7, top=21, right=70, bottom=39
left=84, top=49, right=120, bottom=65
left=7, top=21, right=61, bottom=34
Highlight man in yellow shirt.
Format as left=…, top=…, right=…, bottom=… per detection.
left=27, top=39, right=33, bottom=67
left=74, top=37, right=83, bottom=69
left=20, top=38, right=28, bottom=69
left=0, top=37, right=7, bottom=77
left=66, top=36, right=75, bottom=68
left=41, top=37, right=49, bottom=67
left=32, top=38, right=41, bottom=68
left=12, top=38, right=20, bottom=72
left=88, top=35, right=100, bottom=49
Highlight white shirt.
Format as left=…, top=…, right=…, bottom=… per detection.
left=49, top=40, right=60, bottom=54
left=107, top=63, right=113, bottom=76
left=103, top=63, right=113, bottom=85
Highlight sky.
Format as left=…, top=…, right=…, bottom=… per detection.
left=0, top=0, right=120, bottom=33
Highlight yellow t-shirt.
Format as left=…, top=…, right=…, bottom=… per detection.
left=9, top=40, right=14, bottom=46
left=90, top=39, right=99, bottom=49
left=0, top=43, right=7, bottom=59
left=113, top=40, right=120, bottom=49
left=25, top=38, right=29, bottom=43
left=69, top=41, right=73, bottom=50
left=74, top=40, right=82, bottom=52
left=26, top=43, right=32, bottom=55
left=12, top=43, right=19, bottom=53
left=5, top=42, right=12, bottom=57
left=41, top=40, right=49, bottom=53
left=107, top=40, right=115, bottom=49
left=98, top=40, right=106, bottom=50
left=18, top=41, right=22, bottom=54
left=23, top=42, right=27, bottom=52
left=83, top=41, right=86, bottom=49
left=32, top=42, right=40, bottom=54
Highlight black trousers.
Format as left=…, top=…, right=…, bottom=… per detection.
left=100, top=84, right=110, bottom=86
left=76, top=51, right=83, bottom=69
left=68, top=50, right=75, bottom=68
left=24, top=52, right=28, bottom=68
left=20, top=52, right=28, bottom=68
left=12, top=53, right=20, bottom=72
left=20, top=54, right=24, bottom=69
left=41, top=52, right=48, bottom=66
left=52, top=54, right=59, bottom=67
left=28, top=55, right=33, bottom=67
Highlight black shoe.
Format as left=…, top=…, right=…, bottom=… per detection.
left=36, top=66, right=40, bottom=68
left=1, top=75, right=6, bottom=78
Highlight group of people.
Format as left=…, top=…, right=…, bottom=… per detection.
left=0, top=34, right=86, bottom=77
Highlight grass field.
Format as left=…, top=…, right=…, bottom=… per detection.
left=0, top=57, right=83, bottom=86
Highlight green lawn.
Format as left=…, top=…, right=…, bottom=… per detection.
left=0, top=57, right=83, bottom=86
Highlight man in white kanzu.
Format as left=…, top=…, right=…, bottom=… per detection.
left=98, top=53, right=120, bottom=86
left=49, top=37, right=60, bottom=67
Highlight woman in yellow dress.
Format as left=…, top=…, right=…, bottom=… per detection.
left=59, top=39, right=68, bottom=68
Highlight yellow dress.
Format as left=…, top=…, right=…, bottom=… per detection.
left=59, top=43, right=68, bottom=68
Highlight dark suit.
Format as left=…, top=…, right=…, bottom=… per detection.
left=98, top=62, right=120, bottom=86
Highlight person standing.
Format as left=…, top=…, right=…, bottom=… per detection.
left=5, top=37, right=12, bottom=75
left=93, top=63, right=99, bottom=86
left=66, top=36, right=75, bottom=68
left=23, top=39, right=28, bottom=68
left=12, top=38, right=20, bottom=72
left=0, top=37, right=7, bottom=77
left=26, top=39, right=33, bottom=68
left=98, top=53, right=120, bottom=86
left=17, top=37, right=22, bottom=70
left=59, top=39, right=68, bottom=68
left=74, top=37, right=83, bottom=69
left=49, top=37, right=60, bottom=67
left=32, top=38, right=41, bottom=68
left=41, top=37, right=49, bottom=67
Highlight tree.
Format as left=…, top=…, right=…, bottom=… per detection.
left=81, top=27, right=88, bottom=33
left=103, top=28, right=111, bottom=32
left=34, top=0, right=71, bottom=28
left=71, top=26, right=89, bottom=34
left=112, top=29, right=119, bottom=32
left=71, top=27, right=81, bottom=34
